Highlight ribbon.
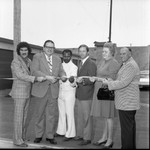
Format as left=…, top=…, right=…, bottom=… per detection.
left=0, top=78, right=17, bottom=80
left=0, top=76, right=148, bottom=85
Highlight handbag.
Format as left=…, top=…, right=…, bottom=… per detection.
left=97, top=87, right=114, bottom=101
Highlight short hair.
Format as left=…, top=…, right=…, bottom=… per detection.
left=16, top=42, right=31, bottom=55
left=103, top=42, right=116, bottom=56
left=43, top=40, right=55, bottom=47
left=121, top=47, right=132, bottom=53
left=62, top=49, right=72, bottom=56
left=78, top=44, right=89, bottom=52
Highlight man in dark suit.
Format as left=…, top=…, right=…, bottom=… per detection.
left=31, top=40, right=66, bottom=145
left=75, top=44, right=97, bottom=145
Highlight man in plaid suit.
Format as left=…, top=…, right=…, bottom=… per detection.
left=10, top=42, right=45, bottom=147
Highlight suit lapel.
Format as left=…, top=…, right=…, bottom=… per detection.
left=78, top=58, right=90, bottom=75
left=52, top=55, right=56, bottom=75
left=18, top=55, right=30, bottom=74
left=41, top=53, right=52, bottom=75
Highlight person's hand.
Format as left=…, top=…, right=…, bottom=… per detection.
left=102, top=78, right=109, bottom=85
left=89, top=76, right=96, bottom=82
left=106, top=78, right=113, bottom=81
left=60, top=76, right=67, bottom=82
left=35, top=76, right=46, bottom=82
left=69, top=76, right=75, bottom=83
left=76, top=77, right=83, bottom=83
left=46, top=76, right=57, bottom=83
left=101, top=83, right=108, bottom=89
left=96, top=77, right=104, bottom=82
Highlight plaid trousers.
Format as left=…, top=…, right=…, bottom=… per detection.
left=13, top=98, right=30, bottom=145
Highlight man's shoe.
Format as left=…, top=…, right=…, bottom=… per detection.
left=79, top=140, right=91, bottom=145
left=14, top=143, right=28, bottom=147
left=34, top=137, right=42, bottom=143
left=63, top=137, right=73, bottom=142
left=54, top=133, right=64, bottom=137
left=74, top=136, right=83, bottom=141
left=46, top=138, right=57, bottom=144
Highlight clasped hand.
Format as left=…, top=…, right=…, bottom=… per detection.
left=76, top=77, right=84, bottom=83
left=89, top=76, right=110, bottom=83
left=60, top=76, right=68, bottom=82
left=68, top=76, right=75, bottom=83
left=36, top=76, right=80, bottom=84
left=89, top=76, right=101, bottom=82
left=89, top=76, right=97, bottom=82
left=45, top=75, right=58, bottom=83
left=35, top=76, right=46, bottom=82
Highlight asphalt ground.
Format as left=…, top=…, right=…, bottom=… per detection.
left=0, top=88, right=149, bottom=149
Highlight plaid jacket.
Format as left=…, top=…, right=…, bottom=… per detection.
left=108, top=57, right=140, bottom=110
left=10, top=55, right=35, bottom=99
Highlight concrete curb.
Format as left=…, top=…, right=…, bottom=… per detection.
left=0, top=138, right=77, bottom=149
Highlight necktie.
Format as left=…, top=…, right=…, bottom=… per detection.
left=48, top=56, right=52, bottom=72
left=79, top=61, right=83, bottom=71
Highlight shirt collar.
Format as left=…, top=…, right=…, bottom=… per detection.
left=45, top=53, right=52, bottom=61
left=123, top=57, right=132, bottom=65
left=82, top=56, right=89, bottom=65
left=63, top=60, right=72, bottom=65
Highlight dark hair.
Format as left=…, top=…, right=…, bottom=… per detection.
left=62, top=49, right=72, bottom=56
left=43, top=40, right=55, bottom=47
left=103, top=42, right=116, bottom=56
left=78, top=44, right=89, bottom=52
left=16, top=42, right=31, bottom=55
left=127, top=47, right=132, bottom=52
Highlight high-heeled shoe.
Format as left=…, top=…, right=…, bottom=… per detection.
left=93, top=140, right=107, bottom=146
left=102, top=142, right=113, bottom=149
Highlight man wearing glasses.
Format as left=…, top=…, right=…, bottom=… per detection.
left=31, top=40, right=66, bottom=145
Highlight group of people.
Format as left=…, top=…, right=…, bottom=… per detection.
left=10, top=40, right=140, bottom=149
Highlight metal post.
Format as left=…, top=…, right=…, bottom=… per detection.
left=13, top=0, right=21, bottom=59
left=108, top=0, right=112, bottom=42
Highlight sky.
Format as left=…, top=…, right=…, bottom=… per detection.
left=0, top=0, right=150, bottom=48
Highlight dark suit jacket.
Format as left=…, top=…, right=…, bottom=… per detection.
left=76, top=57, right=97, bottom=100
left=31, top=52, right=66, bottom=98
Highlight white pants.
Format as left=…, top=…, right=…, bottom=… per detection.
left=56, top=89, right=76, bottom=138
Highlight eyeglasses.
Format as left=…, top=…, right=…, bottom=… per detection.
left=45, top=46, right=55, bottom=49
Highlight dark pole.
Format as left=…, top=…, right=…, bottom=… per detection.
left=108, top=0, right=112, bottom=42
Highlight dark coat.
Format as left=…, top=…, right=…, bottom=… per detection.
left=76, top=57, right=97, bottom=100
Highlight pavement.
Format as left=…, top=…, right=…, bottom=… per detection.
left=0, top=89, right=149, bottom=149
left=0, top=137, right=74, bottom=149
